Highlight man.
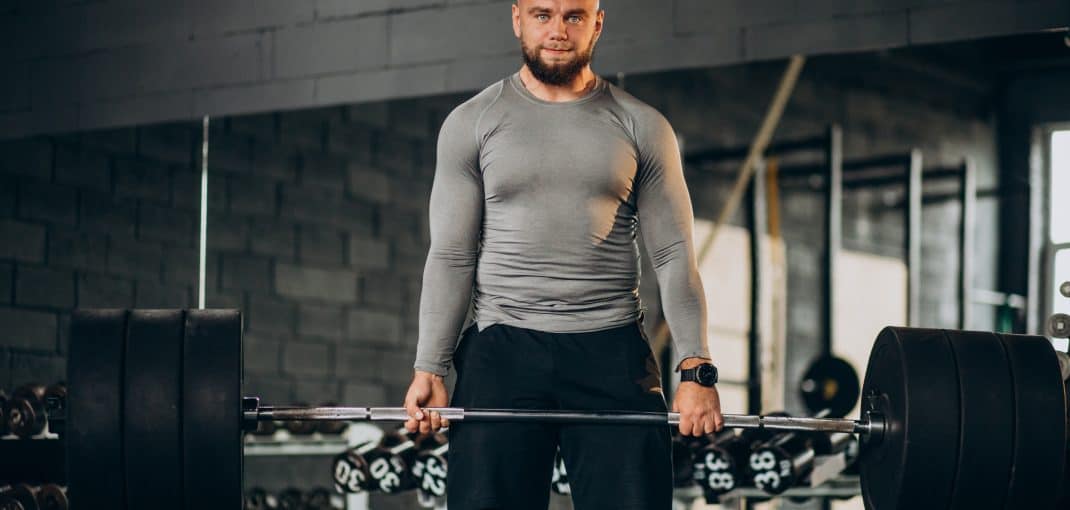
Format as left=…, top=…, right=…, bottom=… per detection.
left=404, top=1, right=723, bottom=508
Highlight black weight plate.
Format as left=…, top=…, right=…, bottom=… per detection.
left=944, top=330, right=1014, bottom=509
left=671, top=434, right=696, bottom=487
left=997, top=333, right=1066, bottom=510
left=800, top=355, right=860, bottom=418
left=859, top=327, right=960, bottom=510
left=124, top=310, right=184, bottom=510
left=68, top=309, right=127, bottom=509
left=183, top=310, right=243, bottom=510
left=1058, top=379, right=1070, bottom=509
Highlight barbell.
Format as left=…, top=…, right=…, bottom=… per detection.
left=64, top=309, right=1069, bottom=510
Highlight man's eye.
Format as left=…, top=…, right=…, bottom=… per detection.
left=536, top=14, right=549, bottom=21
left=568, top=15, right=582, bottom=23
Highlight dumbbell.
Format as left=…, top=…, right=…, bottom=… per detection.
left=691, top=411, right=789, bottom=502
left=749, top=428, right=855, bottom=495
left=334, top=429, right=422, bottom=494
left=334, top=439, right=380, bottom=493
left=691, top=430, right=752, bottom=501
left=41, top=384, right=66, bottom=438
left=749, top=430, right=811, bottom=495
left=7, top=384, right=47, bottom=438
left=315, top=403, right=348, bottom=436
left=1061, top=280, right=1070, bottom=298
left=750, top=408, right=855, bottom=495
left=34, top=485, right=66, bottom=510
left=243, top=487, right=277, bottom=510
left=282, top=403, right=317, bottom=436
left=0, top=485, right=39, bottom=510
left=275, top=488, right=303, bottom=510
left=251, top=419, right=278, bottom=436
left=807, top=431, right=857, bottom=479
left=304, top=487, right=344, bottom=510
left=411, top=433, right=449, bottom=500
left=7, top=383, right=65, bottom=438
left=550, top=448, right=570, bottom=495
left=671, top=429, right=709, bottom=488
left=362, top=429, right=425, bottom=493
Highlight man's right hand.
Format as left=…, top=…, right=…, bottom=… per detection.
left=404, top=370, right=450, bottom=434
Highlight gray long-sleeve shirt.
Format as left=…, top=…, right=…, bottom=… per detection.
left=413, top=72, right=710, bottom=376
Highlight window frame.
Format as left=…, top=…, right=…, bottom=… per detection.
left=1039, top=123, right=1070, bottom=329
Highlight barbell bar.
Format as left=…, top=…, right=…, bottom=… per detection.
left=64, top=309, right=1069, bottom=510
left=247, top=403, right=878, bottom=436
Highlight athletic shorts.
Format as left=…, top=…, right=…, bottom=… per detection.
left=446, top=321, right=672, bottom=510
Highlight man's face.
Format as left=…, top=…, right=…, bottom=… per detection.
left=512, top=0, right=604, bottom=86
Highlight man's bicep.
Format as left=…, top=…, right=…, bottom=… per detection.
left=428, top=110, right=483, bottom=257
left=635, top=125, right=696, bottom=262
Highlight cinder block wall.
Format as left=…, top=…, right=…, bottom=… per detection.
left=1, top=0, right=1066, bottom=139
left=0, top=53, right=997, bottom=505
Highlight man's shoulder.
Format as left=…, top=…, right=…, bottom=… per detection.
left=603, top=81, right=673, bottom=134
left=446, top=78, right=508, bottom=124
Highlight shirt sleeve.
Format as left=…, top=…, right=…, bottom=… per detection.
left=633, top=111, right=711, bottom=370
left=413, top=105, right=484, bottom=376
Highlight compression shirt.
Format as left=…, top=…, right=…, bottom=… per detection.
left=413, top=72, right=710, bottom=376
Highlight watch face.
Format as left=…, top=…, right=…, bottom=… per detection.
left=697, top=364, right=717, bottom=385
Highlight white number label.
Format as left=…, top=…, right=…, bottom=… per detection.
left=706, top=472, right=735, bottom=491
left=334, top=461, right=365, bottom=492
left=750, top=451, right=776, bottom=472
left=754, top=471, right=781, bottom=491
left=370, top=458, right=400, bottom=492
left=705, top=452, right=730, bottom=471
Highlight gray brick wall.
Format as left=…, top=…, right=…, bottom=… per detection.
left=2, top=0, right=1068, bottom=139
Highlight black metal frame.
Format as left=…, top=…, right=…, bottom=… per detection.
left=779, top=155, right=977, bottom=329
left=685, top=125, right=844, bottom=413
left=687, top=131, right=980, bottom=418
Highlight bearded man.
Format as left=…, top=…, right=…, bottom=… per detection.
left=404, top=1, right=724, bottom=508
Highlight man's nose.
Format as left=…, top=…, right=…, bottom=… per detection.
left=548, top=17, right=569, bottom=40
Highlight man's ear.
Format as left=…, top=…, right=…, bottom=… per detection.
left=512, top=2, right=522, bottom=39
left=593, top=9, right=604, bottom=40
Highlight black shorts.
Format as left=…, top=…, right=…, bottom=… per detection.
left=446, top=321, right=672, bottom=510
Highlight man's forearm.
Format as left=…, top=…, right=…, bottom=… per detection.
left=677, top=356, right=713, bottom=371
left=413, top=254, right=477, bottom=376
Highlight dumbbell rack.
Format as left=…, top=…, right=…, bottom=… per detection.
left=674, top=476, right=862, bottom=509
left=243, top=423, right=382, bottom=510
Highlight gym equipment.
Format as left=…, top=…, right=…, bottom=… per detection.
left=7, top=384, right=47, bottom=438
left=691, top=430, right=758, bottom=501
left=35, top=485, right=66, bottom=510
left=64, top=309, right=1070, bottom=510
left=799, top=356, right=859, bottom=418
left=412, top=433, right=449, bottom=500
left=550, top=448, right=570, bottom=495
left=1049, top=313, right=1070, bottom=338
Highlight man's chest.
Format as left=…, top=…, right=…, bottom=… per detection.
left=479, top=118, right=639, bottom=202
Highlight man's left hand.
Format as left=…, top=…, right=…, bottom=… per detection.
left=672, top=361, right=724, bottom=437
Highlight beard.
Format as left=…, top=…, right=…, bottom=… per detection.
left=520, top=35, right=596, bottom=86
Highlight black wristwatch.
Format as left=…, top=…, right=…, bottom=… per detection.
left=680, top=363, right=718, bottom=387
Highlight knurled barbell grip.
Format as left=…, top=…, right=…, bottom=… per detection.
left=251, top=403, right=875, bottom=436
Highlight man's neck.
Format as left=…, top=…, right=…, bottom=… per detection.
left=518, top=65, right=598, bottom=103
